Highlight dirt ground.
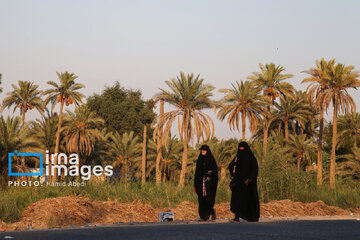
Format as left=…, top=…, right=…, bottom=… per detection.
left=1, top=196, right=359, bottom=231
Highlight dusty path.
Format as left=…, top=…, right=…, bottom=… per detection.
left=1, top=196, right=359, bottom=231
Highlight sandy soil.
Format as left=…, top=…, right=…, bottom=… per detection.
left=1, top=196, right=359, bottom=231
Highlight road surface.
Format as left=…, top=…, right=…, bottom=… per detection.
left=1, top=220, right=360, bottom=240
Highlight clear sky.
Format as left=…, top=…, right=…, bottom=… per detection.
left=0, top=0, right=359, bottom=140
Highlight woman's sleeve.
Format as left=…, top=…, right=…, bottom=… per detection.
left=249, top=155, right=258, bottom=181
left=228, top=158, right=235, bottom=177
left=194, top=160, right=201, bottom=187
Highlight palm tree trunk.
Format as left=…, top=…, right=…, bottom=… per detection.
left=220, top=166, right=226, bottom=182
left=354, top=138, right=357, bottom=149
left=21, top=106, right=26, bottom=127
left=178, top=114, right=189, bottom=188
left=21, top=107, right=26, bottom=166
left=297, top=156, right=301, bottom=171
left=141, top=125, right=147, bottom=183
left=317, top=109, right=324, bottom=186
left=241, top=111, right=246, bottom=141
left=53, top=100, right=64, bottom=182
left=330, top=98, right=338, bottom=189
left=263, top=119, right=269, bottom=161
left=156, top=100, right=164, bottom=185
left=162, top=163, right=167, bottom=182
left=285, top=118, right=289, bottom=140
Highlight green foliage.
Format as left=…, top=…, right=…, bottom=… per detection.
left=0, top=80, right=44, bottom=121
left=87, top=82, right=155, bottom=138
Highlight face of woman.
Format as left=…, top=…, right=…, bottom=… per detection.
left=239, top=146, right=245, bottom=150
left=201, top=150, right=207, bottom=155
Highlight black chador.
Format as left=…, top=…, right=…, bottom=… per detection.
left=228, top=141, right=260, bottom=222
left=194, top=145, right=218, bottom=221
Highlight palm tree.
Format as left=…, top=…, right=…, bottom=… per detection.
left=217, top=80, right=268, bottom=141
left=105, top=131, right=142, bottom=183
left=43, top=72, right=85, bottom=181
left=30, top=111, right=59, bottom=153
left=152, top=72, right=216, bottom=187
left=270, top=94, right=313, bottom=140
left=337, top=113, right=360, bottom=149
left=62, top=106, right=104, bottom=158
left=154, top=99, right=164, bottom=185
left=0, top=116, right=38, bottom=180
left=337, top=147, right=360, bottom=180
left=146, top=136, right=184, bottom=182
left=284, top=134, right=316, bottom=171
left=317, top=61, right=360, bottom=188
left=247, top=63, right=294, bottom=157
left=302, top=58, right=334, bottom=186
left=1, top=80, right=43, bottom=126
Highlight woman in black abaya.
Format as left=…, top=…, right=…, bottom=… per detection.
left=194, top=145, right=218, bottom=221
left=228, top=141, right=260, bottom=222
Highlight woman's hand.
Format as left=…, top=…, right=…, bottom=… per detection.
left=193, top=187, right=196, bottom=192
left=245, top=179, right=251, bottom=186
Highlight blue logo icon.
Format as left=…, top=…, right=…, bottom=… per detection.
left=8, top=151, right=43, bottom=176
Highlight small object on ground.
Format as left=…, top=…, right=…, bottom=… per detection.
left=158, top=212, right=174, bottom=222
left=4, top=236, right=14, bottom=239
left=130, top=220, right=136, bottom=224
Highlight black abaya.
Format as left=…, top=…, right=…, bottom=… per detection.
left=194, top=145, right=218, bottom=220
left=228, top=142, right=260, bottom=222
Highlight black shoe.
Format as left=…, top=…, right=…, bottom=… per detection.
left=232, top=217, right=240, bottom=222
left=211, top=211, right=216, bottom=220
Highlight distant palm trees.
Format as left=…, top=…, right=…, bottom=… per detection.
left=43, top=72, right=85, bottom=181
left=30, top=112, right=59, bottom=153
left=338, top=147, right=360, bottom=179
left=270, top=94, right=313, bottom=140
left=105, top=131, right=142, bottom=183
left=284, top=134, right=316, bottom=171
left=337, top=113, right=360, bottom=149
left=0, top=116, right=37, bottom=173
left=62, top=106, right=104, bottom=158
left=1, top=80, right=43, bottom=126
left=218, top=80, right=268, bottom=141
left=316, top=62, right=360, bottom=188
left=302, top=58, right=334, bottom=185
left=248, top=63, right=294, bottom=156
left=152, top=72, right=216, bottom=188
left=0, top=64, right=359, bottom=188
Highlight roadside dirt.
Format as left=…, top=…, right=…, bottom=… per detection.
left=1, top=196, right=359, bottom=231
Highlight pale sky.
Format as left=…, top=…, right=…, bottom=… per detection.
left=0, top=0, right=359, bottom=140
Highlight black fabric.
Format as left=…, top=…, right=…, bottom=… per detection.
left=194, top=145, right=218, bottom=220
left=228, top=141, right=260, bottom=222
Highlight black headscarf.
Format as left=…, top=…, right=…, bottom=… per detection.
left=236, top=141, right=255, bottom=158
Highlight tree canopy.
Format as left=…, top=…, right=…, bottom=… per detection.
left=87, top=82, right=156, bottom=138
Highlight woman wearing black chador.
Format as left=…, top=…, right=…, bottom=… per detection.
left=194, top=145, right=218, bottom=221
left=228, top=141, right=260, bottom=222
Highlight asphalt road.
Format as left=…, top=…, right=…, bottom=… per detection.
left=1, top=220, right=360, bottom=240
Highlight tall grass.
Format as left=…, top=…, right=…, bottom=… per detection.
left=1, top=150, right=360, bottom=223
